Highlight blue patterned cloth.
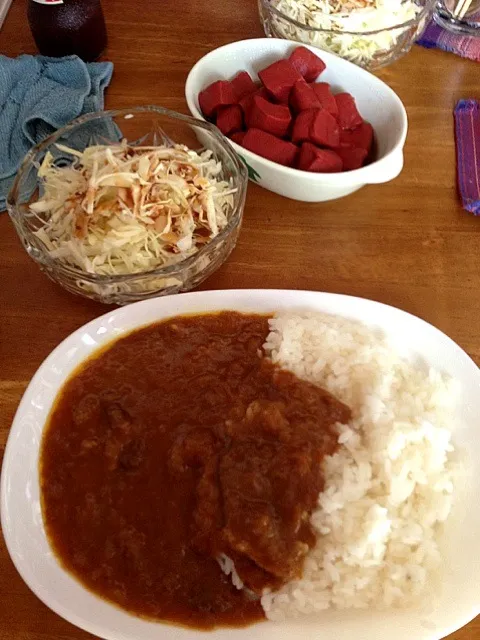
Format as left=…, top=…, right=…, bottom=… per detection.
left=454, top=100, right=480, bottom=215
left=417, top=18, right=480, bottom=61
left=0, top=54, right=113, bottom=209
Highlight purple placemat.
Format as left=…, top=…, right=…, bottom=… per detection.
left=417, top=19, right=480, bottom=61
left=454, top=100, right=480, bottom=214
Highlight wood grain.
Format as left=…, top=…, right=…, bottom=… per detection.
left=0, top=0, right=478, bottom=638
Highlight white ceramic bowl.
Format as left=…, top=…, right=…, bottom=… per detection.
left=1, top=289, right=479, bottom=640
left=185, top=39, right=408, bottom=202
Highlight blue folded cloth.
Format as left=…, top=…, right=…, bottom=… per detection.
left=0, top=54, right=113, bottom=210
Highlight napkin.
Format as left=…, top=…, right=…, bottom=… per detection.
left=417, top=18, right=480, bottom=62
left=454, top=99, right=480, bottom=215
left=0, top=54, right=114, bottom=210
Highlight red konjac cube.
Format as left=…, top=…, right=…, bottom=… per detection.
left=243, top=128, right=298, bottom=166
left=216, top=105, right=244, bottom=136
left=310, top=109, right=340, bottom=148
left=230, top=131, right=246, bottom=145
left=335, top=93, right=363, bottom=130
left=311, top=83, right=338, bottom=117
left=198, top=80, right=236, bottom=119
left=290, top=79, right=321, bottom=114
left=298, top=142, right=343, bottom=173
left=231, top=71, right=257, bottom=100
left=246, top=95, right=292, bottom=138
left=289, top=46, right=326, bottom=82
left=292, top=109, right=316, bottom=144
left=258, top=59, right=303, bottom=104
left=339, top=121, right=373, bottom=152
left=239, top=87, right=270, bottom=117
left=336, top=144, right=368, bottom=170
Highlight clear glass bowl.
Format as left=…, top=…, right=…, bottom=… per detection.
left=258, top=0, right=434, bottom=70
left=434, top=0, right=480, bottom=36
left=7, top=107, right=248, bottom=305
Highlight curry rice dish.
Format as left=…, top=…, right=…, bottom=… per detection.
left=41, top=312, right=350, bottom=628
left=40, top=310, right=457, bottom=628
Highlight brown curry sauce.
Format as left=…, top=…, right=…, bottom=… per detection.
left=40, top=312, right=351, bottom=629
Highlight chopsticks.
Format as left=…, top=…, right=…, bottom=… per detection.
left=452, top=0, right=473, bottom=20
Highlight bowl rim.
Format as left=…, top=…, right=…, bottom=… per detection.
left=6, top=105, right=248, bottom=284
left=259, top=0, right=435, bottom=36
left=185, top=39, right=408, bottom=183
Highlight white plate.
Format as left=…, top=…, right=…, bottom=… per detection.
left=1, top=289, right=479, bottom=640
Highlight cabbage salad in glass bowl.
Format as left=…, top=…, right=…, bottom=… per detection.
left=258, top=0, right=434, bottom=69
left=32, top=142, right=235, bottom=277
left=7, top=107, right=247, bottom=304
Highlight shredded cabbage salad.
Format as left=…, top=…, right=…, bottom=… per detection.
left=30, top=141, right=236, bottom=277
left=271, top=0, right=423, bottom=66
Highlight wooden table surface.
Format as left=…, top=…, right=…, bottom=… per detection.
left=0, top=0, right=479, bottom=638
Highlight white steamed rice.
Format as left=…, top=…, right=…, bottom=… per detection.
left=257, top=311, right=459, bottom=620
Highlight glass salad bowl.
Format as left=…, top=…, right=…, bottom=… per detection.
left=7, top=107, right=248, bottom=305
left=258, top=0, right=435, bottom=70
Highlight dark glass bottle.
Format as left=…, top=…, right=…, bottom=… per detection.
left=28, top=0, right=107, bottom=62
